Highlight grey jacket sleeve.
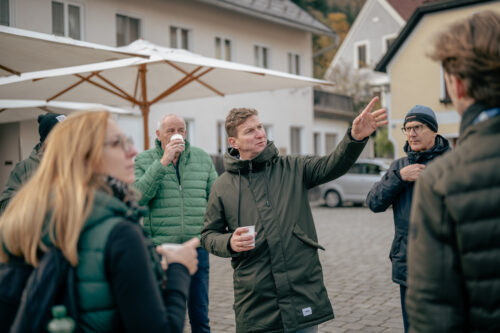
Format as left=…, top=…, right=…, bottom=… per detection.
left=303, top=130, right=367, bottom=189
left=134, top=158, right=169, bottom=206
left=201, top=186, right=238, bottom=258
left=366, top=160, right=407, bottom=212
left=406, top=170, right=465, bottom=333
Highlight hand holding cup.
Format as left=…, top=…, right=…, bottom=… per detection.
left=230, top=226, right=256, bottom=252
left=156, top=238, right=199, bottom=275
left=160, top=133, right=185, bottom=166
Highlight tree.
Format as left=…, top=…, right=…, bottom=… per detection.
left=325, top=60, right=371, bottom=110
left=374, top=126, right=394, bottom=158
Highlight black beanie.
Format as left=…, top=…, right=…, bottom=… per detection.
left=38, top=113, right=66, bottom=143
left=403, top=105, right=438, bottom=132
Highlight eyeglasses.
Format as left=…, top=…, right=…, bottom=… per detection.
left=104, top=135, right=134, bottom=153
left=401, top=124, right=425, bottom=135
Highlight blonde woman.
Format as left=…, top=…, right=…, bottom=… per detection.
left=0, top=111, right=199, bottom=332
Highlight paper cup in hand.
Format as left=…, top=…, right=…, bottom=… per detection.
left=242, top=226, right=256, bottom=247
left=171, top=134, right=184, bottom=143
left=161, top=243, right=182, bottom=251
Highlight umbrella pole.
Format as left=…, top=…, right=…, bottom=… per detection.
left=139, top=64, right=150, bottom=150
left=142, top=104, right=150, bottom=150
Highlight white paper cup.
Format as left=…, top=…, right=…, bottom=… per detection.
left=161, top=243, right=182, bottom=251
left=171, top=134, right=184, bottom=142
left=242, top=225, right=255, bottom=247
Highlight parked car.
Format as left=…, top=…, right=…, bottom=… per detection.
left=319, top=158, right=391, bottom=207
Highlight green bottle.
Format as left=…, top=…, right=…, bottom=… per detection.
left=47, top=305, right=75, bottom=333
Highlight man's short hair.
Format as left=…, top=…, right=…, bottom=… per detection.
left=225, top=108, right=258, bottom=137
left=428, top=10, right=500, bottom=108
left=157, top=114, right=186, bottom=131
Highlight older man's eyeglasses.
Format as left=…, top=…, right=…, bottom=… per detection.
left=104, top=135, right=134, bottom=153
left=401, top=124, right=425, bottom=135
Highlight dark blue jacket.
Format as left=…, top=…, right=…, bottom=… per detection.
left=366, top=135, right=450, bottom=286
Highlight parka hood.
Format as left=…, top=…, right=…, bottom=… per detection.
left=30, top=143, right=43, bottom=163
left=223, top=141, right=279, bottom=173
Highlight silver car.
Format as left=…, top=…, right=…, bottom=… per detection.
left=319, top=158, right=391, bottom=207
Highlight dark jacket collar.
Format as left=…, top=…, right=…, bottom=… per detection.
left=404, top=134, right=451, bottom=164
left=223, top=141, right=279, bottom=173
left=459, top=102, right=489, bottom=136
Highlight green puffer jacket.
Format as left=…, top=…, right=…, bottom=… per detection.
left=407, top=103, right=500, bottom=333
left=0, top=144, right=42, bottom=215
left=201, top=131, right=366, bottom=333
left=134, top=139, right=218, bottom=245
left=76, top=190, right=163, bottom=332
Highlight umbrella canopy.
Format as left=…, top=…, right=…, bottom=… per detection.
left=0, top=26, right=146, bottom=77
left=0, top=99, right=135, bottom=124
left=0, top=40, right=333, bottom=149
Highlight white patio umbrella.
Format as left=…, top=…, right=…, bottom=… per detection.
left=0, top=40, right=333, bottom=149
left=0, top=26, right=146, bottom=77
left=0, top=99, right=135, bottom=124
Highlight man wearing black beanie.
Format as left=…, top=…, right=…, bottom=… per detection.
left=0, top=113, right=65, bottom=214
left=366, top=104, right=450, bottom=333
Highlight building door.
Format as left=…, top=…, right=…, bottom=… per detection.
left=0, top=122, right=20, bottom=189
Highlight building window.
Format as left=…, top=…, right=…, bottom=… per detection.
left=287, top=52, right=300, bottom=75
left=170, top=26, right=191, bottom=50
left=217, top=121, right=227, bottom=155
left=52, top=1, right=83, bottom=40
left=254, top=45, right=269, bottom=68
left=215, top=37, right=232, bottom=61
left=355, top=42, right=369, bottom=69
left=385, top=38, right=395, bottom=51
left=382, top=34, right=397, bottom=53
left=313, top=132, right=321, bottom=155
left=290, top=127, right=302, bottom=155
left=264, top=124, right=273, bottom=141
left=0, top=0, right=10, bottom=26
left=325, top=133, right=338, bottom=153
left=439, top=65, right=452, bottom=104
left=116, top=14, right=140, bottom=46
left=185, top=118, right=195, bottom=144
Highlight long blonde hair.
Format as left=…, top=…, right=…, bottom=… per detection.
left=0, top=111, right=110, bottom=266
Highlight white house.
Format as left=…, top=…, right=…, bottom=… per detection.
left=324, top=0, right=428, bottom=109
left=0, top=0, right=335, bottom=187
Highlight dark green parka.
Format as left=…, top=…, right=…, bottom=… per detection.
left=201, top=131, right=366, bottom=332
left=0, top=144, right=42, bottom=215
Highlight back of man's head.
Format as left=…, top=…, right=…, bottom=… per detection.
left=38, top=113, right=66, bottom=143
left=225, top=108, right=258, bottom=138
left=428, top=10, right=500, bottom=108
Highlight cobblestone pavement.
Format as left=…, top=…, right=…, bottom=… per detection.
left=185, top=205, right=401, bottom=333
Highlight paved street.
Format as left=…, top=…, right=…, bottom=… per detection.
left=186, top=205, right=401, bottom=333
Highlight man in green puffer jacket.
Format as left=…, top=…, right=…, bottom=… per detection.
left=407, top=11, right=500, bottom=333
left=201, top=98, right=388, bottom=333
left=134, top=114, right=217, bottom=333
left=0, top=113, right=65, bottom=215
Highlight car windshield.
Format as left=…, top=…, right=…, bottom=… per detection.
left=347, top=162, right=388, bottom=175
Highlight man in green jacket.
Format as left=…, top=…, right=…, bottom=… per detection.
left=0, top=113, right=65, bottom=215
left=201, top=98, right=387, bottom=332
left=134, top=114, right=217, bottom=333
left=407, top=11, right=500, bottom=333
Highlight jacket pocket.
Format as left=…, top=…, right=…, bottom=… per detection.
left=292, top=224, right=325, bottom=251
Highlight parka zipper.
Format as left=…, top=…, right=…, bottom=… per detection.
left=248, top=160, right=253, bottom=185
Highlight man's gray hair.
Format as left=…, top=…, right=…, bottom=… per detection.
left=157, top=114, right=186, bottom=131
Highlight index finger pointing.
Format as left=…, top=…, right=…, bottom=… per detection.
left=362, top=96, right=379, bottom=114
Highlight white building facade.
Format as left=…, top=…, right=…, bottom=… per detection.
left=0, top=0, right=334, bottom=171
